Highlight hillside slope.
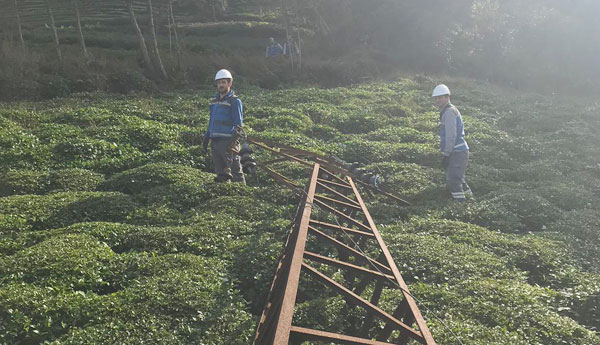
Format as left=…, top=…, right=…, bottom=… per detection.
left=1, top=77, right=599, bottom=344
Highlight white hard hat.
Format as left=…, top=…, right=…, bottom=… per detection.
left=215, top=69, right=233, bottom=81
left=432, top=84, right=451, bottom=97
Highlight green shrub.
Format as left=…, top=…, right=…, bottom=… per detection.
left=86, top=118, right=187, bottom=152
left=50, top=317, right=183, bottom=345
left=549, top=209, right=600, bottom=272
left=101, top=163, right=212, bottom=194
left=0, top=169, right=103, bottom=196
left=385, top=233, right=523, bottom=285
left=0, top=192, right=137, bottom=231
left=449, top=279, right=600, bottom=345
left=126, top=204, right=187, bottom=226
left=230, top=219, right=291, bottom=313
left=112, top=260, right=253, bottom=344
left=0, top=234, right=115, bottom=290
left=0, top=214, right=30, bottom=235
left=364, top=162, right=439, bottom=198
left=339, top=139, right=438, bottom=166
left=48, top=169, right=104, bottom=192
left=196, top=195, right=289, bottom=222
left=0, top=169, right=50, bottom=196
left=0, top=283, right=108, bottom=344
left=34, top=123, right=85, bottom=143
left=0, top=120, right=51, bottom=169
left=107, top=69, right=152, bottom=94
left=443, top=191, right=562, bottom=232
left=52, top=137, right=145, bottom=173
left=47, top=193, right=138, bottom=228
left=393, top=217, right=575, bottom=286
left=147, top=144, right=207, bottom=170
left=363, top=125, right=435, bottom=143
left=38, top=75, right=72, bottom=99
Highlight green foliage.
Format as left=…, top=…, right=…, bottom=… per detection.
left=48, top=169, right=105, bottom=193
left=101, top=163, right=212, bottom=194
left=443, top=191, right=562, bottom=232
left=0, top=234, right=115, bottom=290
left=0, top=192, right=137, bottom=232
left=1, top=79, right=599, bottom=344
left=0, top=170, right=49, bottom=196
left=0, top=169, right=104, bottom=196
left=0, top=283, right=108, bottom=344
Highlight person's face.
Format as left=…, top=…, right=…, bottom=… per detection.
left=216, top=79, right=232, bottom=94
left=269, top=37, right=275, bottom=44
left=434, top=95, right=449, bottom=108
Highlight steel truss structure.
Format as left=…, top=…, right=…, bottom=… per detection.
left=247, top=137, right=436, bottom=345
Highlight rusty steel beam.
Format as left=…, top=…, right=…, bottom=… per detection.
left=308, top=226, right=393, bottom=275
left=303, top=251, right=395, bottom=281
left=252, top=154, right=436, bottom=345
left=248, top=139, right=314, bottom=168
left=316, top=181, right=362, bottom=207
left=314, top=193, right=363, bottom=211
left=290, top=326, right=397, bottom=345
left=270, top=164, right=320, bottom=345
left=318, top=178, right=354, bottom=190
left=347, top=177, right=436, bottom=345
left=309, top=220, right=375, bottom=238
left=320, top=166, right=352, bottom=185
left=253, top=164, right=320, bottom=345
left=258, top=163, right=301, bottom=190
left=301, top=263, right=425, bottom=343
left=361, top=279, right=385, bottom=335
left=313, top=198, right=373, bottom=233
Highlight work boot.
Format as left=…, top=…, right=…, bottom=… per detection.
left=214, top=173, right=232, bottom=183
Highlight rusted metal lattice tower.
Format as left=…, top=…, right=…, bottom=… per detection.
left=247, top=138, right=437, bottom=345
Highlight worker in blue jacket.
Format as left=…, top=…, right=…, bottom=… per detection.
left=203, top=69, right=246, bottom=184
left=432, top=84, right=472, bottom=202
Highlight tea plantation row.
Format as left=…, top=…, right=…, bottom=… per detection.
left=1, top=77, right=599, bottom=344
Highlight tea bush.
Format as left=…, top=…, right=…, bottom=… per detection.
left=0, top=192, right=137, bottom=231
left=1, top=78, right=600, bottom=344
left=48, top=169, right=105, bottom=192
left=0, top=170, right=50, bottom=196
left=101, top=163, right=212, bottom=194
left=0, top=234, right=115, bottom=290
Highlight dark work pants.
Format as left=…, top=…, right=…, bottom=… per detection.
left=446, top=150, right=471, bottom=201
left=210, top=137, right=245, bottom=185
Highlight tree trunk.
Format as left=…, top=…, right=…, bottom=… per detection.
left=127, top=0, right=153, bottom=72
left=44, top=0, right=61, bottom=60
left=13, top=0, right=25, bottom=50
left=211, top=0, right=217, bottom=22
left=72, top=0, right=88, bottom=58
left=147, top=0, right=168, bottom=79
left=167, top=2, right=172, bottom=53
left=169, top=0, right=181, bottom=68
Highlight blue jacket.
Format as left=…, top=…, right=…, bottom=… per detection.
left=206, top=90, right=243, bottom=139
left=439, top=103, right=468, bottom=155
left=266, top=43, right=283, bottom=58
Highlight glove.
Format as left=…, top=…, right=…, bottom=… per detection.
left=202, top=135, right=210, bottom=152
left=441, top=155, right=450, bottom=168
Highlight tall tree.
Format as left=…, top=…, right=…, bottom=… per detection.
left=72, top=0, right=88, bottom=58
left=147, top=0, right=168, bottom=79
left=126, top=0, right=153, bottom=73
left=168, top=0, right=182, bottom=68
left=44, top=0, right=62, bottom=60
left=13, top=0, right=25, bottom=50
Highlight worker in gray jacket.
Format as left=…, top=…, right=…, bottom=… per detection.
left=432, top=84, right=472, bottom=202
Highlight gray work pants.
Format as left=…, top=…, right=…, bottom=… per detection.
left=446, top=150, right=471, bottom=201
left=210, top=137, right=245, bottom=185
